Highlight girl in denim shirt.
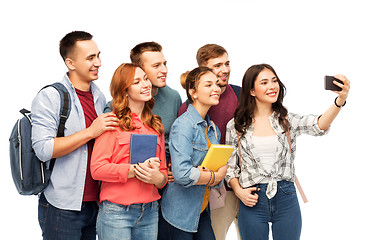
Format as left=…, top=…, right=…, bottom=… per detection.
left=160, top=67, right=228, bottom=239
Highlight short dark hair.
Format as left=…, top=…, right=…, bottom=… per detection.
left=130, top=42, right=162, bottom=67
left=196, top=44, right=228, bottom=66
left=59, top=31, right=93, bottom=61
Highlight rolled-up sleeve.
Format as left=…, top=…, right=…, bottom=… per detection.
left=169, top=118, right=200, bottom=187
left=31, top=88, right=60, bottom=162
left=288, top=113, right=329, bottom=137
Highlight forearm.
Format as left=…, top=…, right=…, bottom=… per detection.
left=195, top=170, right=212, bottom=185
left=318, top=96, right=345, bottom=131
left=52, top=127, right=94, bottom=158
left=154, top=172, right=167, bottom=188
left=229, top=177, right=242, bottom=196
left=195, top=168, right=225, bottom=186
left=91, top=162, right=132, bottom=183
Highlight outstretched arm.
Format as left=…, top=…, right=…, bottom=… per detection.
left=318, top=74, right=350, bottom=131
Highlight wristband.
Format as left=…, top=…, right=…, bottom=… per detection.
left=206, top=171, right=213, bottom=186
left=334, top=97, right=346, bottom=108
left=210, top=170, right=216, bottom=186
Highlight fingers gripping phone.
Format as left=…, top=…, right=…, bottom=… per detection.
left=325, top=76, right=343, bottom=91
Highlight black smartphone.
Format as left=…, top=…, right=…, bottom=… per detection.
left=325, top=76, right=343, bottom=91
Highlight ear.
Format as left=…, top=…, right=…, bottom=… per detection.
left=250, top=89, right=256, bottom=97
left=189, top=89, right=197, bottom=100
left=65, top=58, right=75, bottom=71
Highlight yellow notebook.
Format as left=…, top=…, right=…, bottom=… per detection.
left=200, top=144, right=235, bottom=171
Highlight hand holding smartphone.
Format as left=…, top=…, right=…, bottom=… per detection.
left=325, top=75, right=343, bottom=91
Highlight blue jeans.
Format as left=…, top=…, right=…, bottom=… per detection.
left=97, top=200, right=159, bottom=240
left=161, top=207, right=216, bottom=240
left=38, top=193, right=98, bottom=240
left=238, top=180, right=302, bottom=240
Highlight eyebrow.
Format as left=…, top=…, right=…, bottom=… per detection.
left=151, top=61, right=166, bottom=66
left=86, top=51, right=101, bottom=59
left=260, top=76, right=277, bottom=81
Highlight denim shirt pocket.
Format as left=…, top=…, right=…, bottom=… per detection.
left=192, top=142, right=208, bottom=166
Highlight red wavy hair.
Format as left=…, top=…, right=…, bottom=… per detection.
left=110, top=63, right=163, bottom=135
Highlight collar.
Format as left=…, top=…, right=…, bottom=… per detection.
left=246, top=111, right=284, bottom=136
left=62, top=73, right=101, bottom=96
left=186, top=104, right=213, bottom=129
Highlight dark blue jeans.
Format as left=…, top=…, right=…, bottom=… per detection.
left=161, top=207, right=216, bottom=240
left=38, top=193, right=98, bottom=240
left=238, top=180, right=302, bottom=240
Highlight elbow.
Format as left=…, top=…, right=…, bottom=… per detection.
left=90, top=164, right=100, bottom=181
left=173, top=175, right=194, bottom=188
left=33, top=140, right=54, bottom=162
left=173, top=168, right=199, bottom=187
left=317, top=122, right=330, bottom=131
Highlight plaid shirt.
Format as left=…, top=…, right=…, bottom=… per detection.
left=225, top=112, right=328, bottom=198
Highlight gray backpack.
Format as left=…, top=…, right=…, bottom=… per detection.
left=9, top=83, right=71, bottom=195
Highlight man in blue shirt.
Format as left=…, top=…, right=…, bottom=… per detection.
left=32, top=31, right=118, bottom=240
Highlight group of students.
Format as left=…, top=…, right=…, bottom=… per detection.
left=31, top=30, right=350, bottom=240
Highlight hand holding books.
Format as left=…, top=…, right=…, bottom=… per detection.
left=200, top=144, right=234, bottom=171
left=198, top=165, right=228, bottom=186
left=134, top=157, right=166, bottom=188
left=196, top=144, right=233, bottom=186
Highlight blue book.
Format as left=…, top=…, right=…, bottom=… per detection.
left=129, top=134, right=157, bottom=164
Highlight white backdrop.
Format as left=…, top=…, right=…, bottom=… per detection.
left=1, top=0, right=366, bottom=239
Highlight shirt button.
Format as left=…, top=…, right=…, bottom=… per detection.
left=82, top=169, right=85, bottom=172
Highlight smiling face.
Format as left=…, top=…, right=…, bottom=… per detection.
left=251, top=68, right=280, bottom=105
left=140, top=51, right=167, bottom=88
left=191, top=71, right=221, bottom=108
left=205, top=53, right=230, bottom=87
left=126, top=67, right=152, bottom=104
left=66, top=40, right=101, bottom=84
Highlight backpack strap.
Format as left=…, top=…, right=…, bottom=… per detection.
left=285, top=130, right=308, bottom=203
left=40, top=83, right=71, bottom=171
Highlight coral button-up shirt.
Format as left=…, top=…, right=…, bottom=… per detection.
left=91, top=113, right=167, bottom=205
